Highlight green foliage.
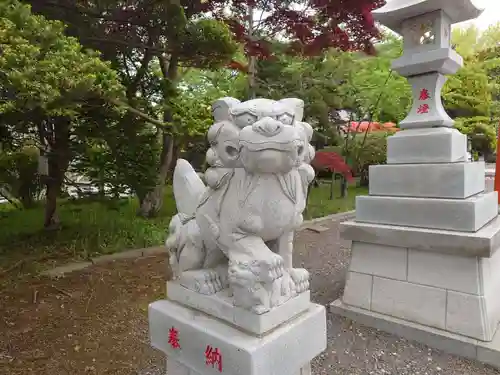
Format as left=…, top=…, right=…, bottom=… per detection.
left=443, top=63, right=492, bottom=118
left=180, top=19, right=238, bottom=69
left=0, top=146, right=41, bottom=208
left=455, top=117, right=497, bottom=156
left=305, top=181, right=368, bottom=220
left=252, top=36, right=411, bottom=149
left=0, top=189, right=177, bottom=270
left=0, top=184, right=363, bottom=270
left=451, top=26, right=481, bottom=58
left=339, top=37, right=412, bottom=123
left=348, top=132, right=389, bottom=186
left=0, top=1, right=123, bottom=118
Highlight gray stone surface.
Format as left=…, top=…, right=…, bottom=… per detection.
left=369, top=162, right=485, bottom=198
left=340, top=217, right=500, bottom=258
left=149, top=300, right=326, bottom=375
left=41, top=261, right=93, bottom=277
left=407, top=250, right=481, bottom=295
left=349, top=242, right=408, bottom=281
left=446, top=291, right=492, bottom=341
left=355, top=192, right=498, bottom=232
left=371, top=277, right=447, bottom=330
left=387, top=128, right=467, bottom=164
left=342, top=272, right=373, bottom=310
left=166, top=281, right=311, bottom=335
left=330, top=299, right=481, bottom=361
left=392, top=47, right=463, bottom=78
left=399, top=72, right=454, bottom=128
left=91, top=249, right=145, bottom=263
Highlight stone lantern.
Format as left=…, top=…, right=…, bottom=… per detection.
left=375, top=0, right=481, bottom=130
left=332, top=0, right=500, bottom=369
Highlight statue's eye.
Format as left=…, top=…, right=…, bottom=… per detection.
left=233, top=112, right=258, bottom=127
left=277, top=113, right=294, bottom=125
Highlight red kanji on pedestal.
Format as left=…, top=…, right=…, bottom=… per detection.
left=417, top=104, right=430, bottom=114
left=168, top=327, right=181, bottom=349
left=419, top=88, right=430, bottom=100
left=205, top=345, right=223, bottom=372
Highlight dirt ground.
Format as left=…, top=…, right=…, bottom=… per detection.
left=1, top=219, right=500, bottom=375
left=0, top=255, right=168, bottom=375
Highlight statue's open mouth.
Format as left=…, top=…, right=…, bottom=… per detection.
left=240, top=140, right=303, bottom=154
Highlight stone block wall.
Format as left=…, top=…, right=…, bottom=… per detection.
left=343, top=241, right=500, bottom=341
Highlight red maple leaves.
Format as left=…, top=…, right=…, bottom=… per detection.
left=312, top=151, right=354, bottom=182
left=218, top=0, right=386, bottom=70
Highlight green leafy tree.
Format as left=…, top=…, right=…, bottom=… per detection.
left=0, top=0, right=123, bottom=227
left=29, top=0, right=239, bottom=217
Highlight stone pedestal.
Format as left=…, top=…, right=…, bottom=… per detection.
left=332, top=217, right=500, bottom=369
left=332, top=162, right=500, bottom=369
left=149, top=290, right=326, bottom=375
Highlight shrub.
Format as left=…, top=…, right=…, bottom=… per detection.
left=349, top=132, right=389, bottom=186
left=0, top=146, right=41, bottom=208
left=455, top=117, right=496, bottom=159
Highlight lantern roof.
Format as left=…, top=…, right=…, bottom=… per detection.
left=373, top=0, right=483, bottom=34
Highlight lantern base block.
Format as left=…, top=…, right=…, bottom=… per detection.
left=387, top=127, right=467, bottom=164
left=355, top=192, right=498, bottom=232
left=331, top=299, right=500, bottom=370
left=368, top=162, right=485, bottom=199
left=149, top=299, right=326, bottom=375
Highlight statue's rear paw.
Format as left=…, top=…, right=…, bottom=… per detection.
left=179, top=269, right=226, bottom=295
left=290, top=268, right=310, bottom=293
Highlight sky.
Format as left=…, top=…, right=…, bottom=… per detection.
left=458, top=0, right=500, bottom=30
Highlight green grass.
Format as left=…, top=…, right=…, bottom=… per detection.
left=306, top=180, right=367, bottom=220
left=0, top=182, right=366, bottom=271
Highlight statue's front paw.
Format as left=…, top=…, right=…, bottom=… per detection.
left=251, top=253, right=284, bottom=283
left=290, top=268, right=310, bottom=293
left=180, top=269, right=225, bottom=295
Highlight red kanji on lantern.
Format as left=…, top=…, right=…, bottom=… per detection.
left=417, top=104, right=430, bottom=114
left=205, top=345, right=223, bottom=372
left=168, top=327, right=181, bottom=349
left=419, top=88, right=430, bottom=100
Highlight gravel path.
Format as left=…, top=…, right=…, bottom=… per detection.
left=294, top=219, right=500, bottom=375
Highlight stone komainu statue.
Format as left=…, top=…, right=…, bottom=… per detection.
left=166, top=97, right=316, bottom=314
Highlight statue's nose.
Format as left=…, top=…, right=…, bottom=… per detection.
left=252, top=117, right=283, bottom=137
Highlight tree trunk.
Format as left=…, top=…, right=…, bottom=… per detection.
left=138, top=131, right=175, bottom=217
left=44, top=175, right=61, bottom=229
left=329, top=171, right=335, bottom=200
left=138, top=53, right=179, bottom=218
left=247, top=5, right=257, bottom=99
left=40, top=118, right=71, bottom=230
left=340, top=176, right=348, bottom=198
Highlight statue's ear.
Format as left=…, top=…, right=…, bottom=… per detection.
left=212, top=97, right=241, bottom=122
left=278, top=98, right=304, bottom=122
left=299, top=121, right=314, bottom=142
